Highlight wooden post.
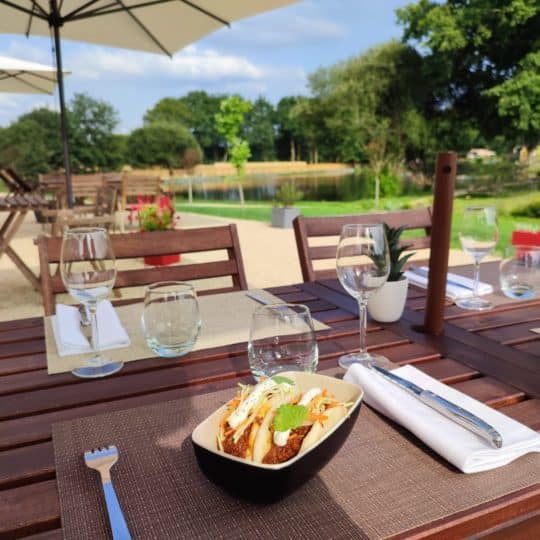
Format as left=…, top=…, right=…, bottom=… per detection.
left=423, top=152, right=457, bottom=335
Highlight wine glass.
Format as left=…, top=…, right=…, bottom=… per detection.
left=336, top=223, right=390, bottom=369
left=60, top=227, right=121, bottom=378
left=499, top=246, right=540, bottom=300
left=457, top=206, right=498, bottom=311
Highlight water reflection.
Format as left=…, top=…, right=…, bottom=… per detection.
left=169, top=169, right=377, bottom=202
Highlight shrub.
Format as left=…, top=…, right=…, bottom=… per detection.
left=510, top=200, right=540, bottom=218
left=274, top=182, right=304, bottom=207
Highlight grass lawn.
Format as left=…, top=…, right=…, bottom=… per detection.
left=176, top=192, right=540, bottom=254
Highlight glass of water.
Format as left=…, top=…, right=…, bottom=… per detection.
left=248, top=303, right=318, bottom=381
left=499, top=246, right=540, bottom=300
left=142, top=282, right=201, bottom=357
left=457, top=206, right=498, bottom=311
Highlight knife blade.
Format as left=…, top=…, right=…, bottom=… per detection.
left=369, top=364, right=503, bottom=448
left=409, top=266, right=474, bottom=290
left=245, top=290, right=273, bottom=305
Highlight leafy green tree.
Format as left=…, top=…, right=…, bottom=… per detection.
left=215, top=95, right=252, bottom=204
left=243, top=97, right=276, bottom=161
left=275, top=96, right=304, bottom=161
left=397, top=0, right=540, bottom=149
left=127, top=123, right=201, bottom=169
left=68, top=93, right=121, bottom=171
left=143, top=97, right=191, bottom=126
left=0, top=119, right=49, bottom=180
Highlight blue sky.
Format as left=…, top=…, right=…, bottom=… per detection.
left=0, top=1, right=410, bottom=133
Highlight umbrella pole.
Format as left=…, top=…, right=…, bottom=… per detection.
left=52, top=21, right=74, bottom=208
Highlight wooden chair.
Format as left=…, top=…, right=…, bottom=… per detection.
left=48, top=185, right=118, bottom=236
left=36, top=225, right=247, bottom=315
left=293, top=208, right=433, bottom=281
left=119, top=174, right=162, bottom=231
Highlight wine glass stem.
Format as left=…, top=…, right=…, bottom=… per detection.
left=473, top=261, right=481, bottom=298
left=89, top=302, right=100, bottom=357
left=357, top=298, right=368, bottom=357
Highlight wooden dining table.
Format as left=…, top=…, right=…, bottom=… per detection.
left=1, top=265, right=539, bottom=539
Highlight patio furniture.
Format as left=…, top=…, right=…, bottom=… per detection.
left=293, top=208, right=433, bottom=281
left=0, top=265, right=539, bottom=538
left=119, top=174, right=162, bottom=231
left=46, top=185, right=118, bottom=236
left=0, top=192, right=47, bottom=291
left=36, top=224, right=247, bottom=315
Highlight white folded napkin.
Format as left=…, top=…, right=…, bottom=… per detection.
left=344, top=364, right=540, bottom=473
left=405, top=266, right=493, bottom=300
left=52, top=301, right=130, bottom=357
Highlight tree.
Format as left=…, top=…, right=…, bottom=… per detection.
left=68, top=93, right=121, bottom=171
left=397, top=0, right=540, bottom=149
left=127, top=123, right=201, bottom=169
left=275, top=96, right=304, bottom=161
left=215, top=95, right=252, bottom=204
left=143, top=97, right=191, bottom=126
left=243, top=97, right=276, bottom=161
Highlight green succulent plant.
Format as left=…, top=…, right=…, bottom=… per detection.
left=384, top=223, right=415, bottom=281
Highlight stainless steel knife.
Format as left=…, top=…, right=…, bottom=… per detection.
left=369, top=364, right=503, bottom=448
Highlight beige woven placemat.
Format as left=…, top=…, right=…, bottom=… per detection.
left=45, top=289, right=329, bottom=374
left=52, top=369, right=540, bottom=540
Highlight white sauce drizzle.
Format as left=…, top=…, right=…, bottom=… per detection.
left=273, top=387, right=322, bottom=447
left=227, top=378, right=279, bottom=429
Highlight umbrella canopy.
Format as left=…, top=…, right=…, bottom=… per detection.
left=0, top=0, right=299, bottom=206
left=0, top=54, right=69, bottom=94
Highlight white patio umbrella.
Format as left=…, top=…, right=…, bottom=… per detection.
left=0, top=54, right=69, bottom=94
left=0, top=0, right=299, bottom=206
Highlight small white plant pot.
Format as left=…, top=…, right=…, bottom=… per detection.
left=367, top=276, right=408, bottom=323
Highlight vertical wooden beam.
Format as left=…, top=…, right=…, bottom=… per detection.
left=423, top=152, right=457, bottom=335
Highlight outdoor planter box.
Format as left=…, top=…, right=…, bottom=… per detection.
left=271, top=207, right=300, bottom=228
left=144, top=253, right=181, bottom=266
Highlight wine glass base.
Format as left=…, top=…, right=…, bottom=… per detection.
left=455, top=297, right=493, bottom=311
left=338, top=352, right=388, bottom=370
left=72, top=357, right=124, bottom=378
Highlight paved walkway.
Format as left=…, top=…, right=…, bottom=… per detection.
left=0, top=211, right=477, bottom=322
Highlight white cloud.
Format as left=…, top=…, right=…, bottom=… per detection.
left=71, top=46, right=264, bottom=81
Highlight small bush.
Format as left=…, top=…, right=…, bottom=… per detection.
left=274, top=182, right=303, bottom=207
left=379, top=169, right=402, bottom=197
left=510, top=200, right=540, bottom=218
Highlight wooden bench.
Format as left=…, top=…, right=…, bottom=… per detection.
left=36, top=225, right=247, bottom=315
left=293, top=208, right=433, bottom=281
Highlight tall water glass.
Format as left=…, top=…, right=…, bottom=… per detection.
left=248, top=303, right=318, bottom=381
left=457, top=206, right=498, bottom=311
left=60, top=227, right=120, bottom=378
left=336, top=223, right=389, bottom=369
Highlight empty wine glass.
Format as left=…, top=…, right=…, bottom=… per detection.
left=336, top=223, right=390, bottom=369
left=457, top=206, right=498, bottom=311
left=60, top=227, right=121, bottom=378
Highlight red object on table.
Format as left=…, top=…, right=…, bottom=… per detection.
left=143, top=253, right=180, bottom=266
left=511, top=230, right=540, bottom=247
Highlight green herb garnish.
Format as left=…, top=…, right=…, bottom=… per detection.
left=272, top=375, right=295, bottom=386
left=273, top=404, right=308, bottom=432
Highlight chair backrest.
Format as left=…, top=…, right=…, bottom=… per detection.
left=120, top=174, right=161, bottom=209
left=0, top=168, right=34, bottom=192
left=293, top=208, right=433, bottom=281
left=36, top=225, right=247, bottom=315
left=71, top=174, right=106, bottom=199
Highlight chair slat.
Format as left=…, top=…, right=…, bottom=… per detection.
left=37, top=226, right=247, bottom=315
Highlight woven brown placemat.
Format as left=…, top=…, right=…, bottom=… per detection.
left=53, top=371, right=540, bottom=540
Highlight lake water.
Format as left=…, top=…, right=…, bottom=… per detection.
left=168, top=169, right=378, bottom=202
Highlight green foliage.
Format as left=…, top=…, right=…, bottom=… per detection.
left=510, top=200, right=540, bottom=218
left=274, top=182, right=304, bottom=207
left=244, top=97, right=276, bottom=161
left=380, top=169, right=402, bottom=197
left=68, top=93, right=121, bottom=171
left=127, top=123, right=201, bottom=168
left=143, top=97, right=191, bottom=126
left=384, top=224, right=415, bottom=282
left=228, top=138, right=251, bottom=177
left=138, top=204, right=175, bottom=231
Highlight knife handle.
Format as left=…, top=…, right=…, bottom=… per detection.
left=419, top=390, right=503, bottom=448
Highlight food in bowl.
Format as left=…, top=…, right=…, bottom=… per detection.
left=192, top=372, right=363, bottom=501
left=218, top=375, right=350, bottom=464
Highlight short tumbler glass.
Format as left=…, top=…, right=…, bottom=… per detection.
left=142, top=282, right=201, bottom=357
left=499, top=246, right=540, bottom=300
left=248, top=303, right=318, bottom=381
